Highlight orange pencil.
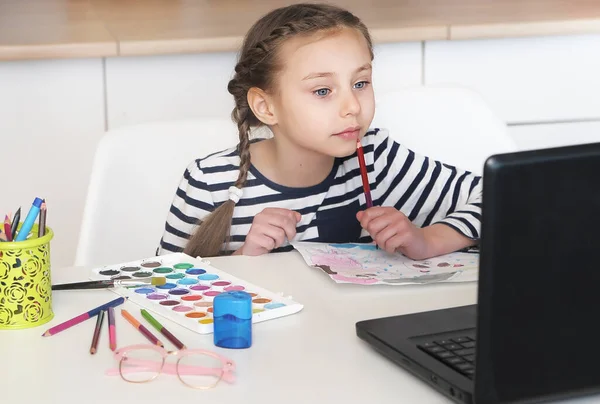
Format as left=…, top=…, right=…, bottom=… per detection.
left=121, top=309, right=164, bottom=347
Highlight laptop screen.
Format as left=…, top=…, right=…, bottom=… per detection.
left=475, top=143, right=600, bottom=403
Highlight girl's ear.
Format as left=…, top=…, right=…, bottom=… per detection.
left=247, top=87, right=278, bottom=126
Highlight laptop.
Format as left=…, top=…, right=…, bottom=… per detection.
left=356, top=142, right=600, bottom=404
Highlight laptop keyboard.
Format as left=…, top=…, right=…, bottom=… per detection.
left=417, top=336, right=476, bottom=379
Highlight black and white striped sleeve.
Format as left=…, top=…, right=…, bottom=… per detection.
left=369, top=128, right=482, bottom=240
left=157, top=161, right=215, bottom=254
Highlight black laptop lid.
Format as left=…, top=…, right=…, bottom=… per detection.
left=474, top=142, right=600, bottom=403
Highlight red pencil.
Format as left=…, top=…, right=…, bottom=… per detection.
left=4, top=215, right=13, bottom=242
left=356, top=140, right=373, bottom=208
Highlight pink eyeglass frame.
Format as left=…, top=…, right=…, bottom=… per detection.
left=105, top=344, right=236, bottom=389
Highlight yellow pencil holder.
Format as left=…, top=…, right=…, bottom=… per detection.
left=0, top=224, right=54, bottom=329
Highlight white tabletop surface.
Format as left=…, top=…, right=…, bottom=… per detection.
left=1, top=251, right=598, bottom=404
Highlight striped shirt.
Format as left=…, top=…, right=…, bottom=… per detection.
left=157, top=128, right=482, bottom=256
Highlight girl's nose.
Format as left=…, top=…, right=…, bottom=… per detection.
left=341, top=91, right=361, bottom=117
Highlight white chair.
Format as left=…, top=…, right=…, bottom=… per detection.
left=75, top=119, right=240, bottom=267
left=372, top=85, right=516, bottom=174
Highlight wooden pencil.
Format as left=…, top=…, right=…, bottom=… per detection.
left=90, top=310, right=105, bottom=355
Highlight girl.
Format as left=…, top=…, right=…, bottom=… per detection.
left=158, top=3, right=481, bottom=260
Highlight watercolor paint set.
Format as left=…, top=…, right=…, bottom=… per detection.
left=88, top=252, right=303, bottom=334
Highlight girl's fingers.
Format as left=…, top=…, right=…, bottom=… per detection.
left=374, top=225, right=401, bottom=250
left=245, top=233, right=275, bottom=255
left=262, top=212, right=298, bottom=241
left=381, top=233, right=408, bottom=254
left=259, top=224, right=287, bottom=248
left=264, top=208, right=301, bottom=222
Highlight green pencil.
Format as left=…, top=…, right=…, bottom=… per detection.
left=140, top=309, right=186, bottom=350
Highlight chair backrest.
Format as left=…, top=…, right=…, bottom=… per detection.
left=372, top=85, right=516, bottom=174
left=75, top=119, right=239, bottom=267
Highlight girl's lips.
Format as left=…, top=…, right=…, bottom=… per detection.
left=333, top=127, right=360, bottom=140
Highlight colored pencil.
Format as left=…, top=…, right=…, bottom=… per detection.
left=90, top=310, right=105, bottom=355
left=107, top=306, right=116, bottom=351
left=4, top=215, right=13, bottom=242
left=141, top=309, right=186, bottom=350
left=42, top=297, right=126, bottom=337
left=38, top=201, right=46, bottom=237
left=10, top=207, right=20, bottom=241
left=356, top=140, right=373, bottom=208
left=121, top=309, right=164, bottom=347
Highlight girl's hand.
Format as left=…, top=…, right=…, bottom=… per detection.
left=236, top=208, right=301, bottom=256
left=356, top=207, right=429, bottom=259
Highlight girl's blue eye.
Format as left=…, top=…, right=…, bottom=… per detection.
left=315, top=88, right=330, bottom=97
left=354, top=81, right=369, bottom=89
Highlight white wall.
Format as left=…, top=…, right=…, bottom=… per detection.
left=2, top=36, right=600, bottom=269
left=104, top=42, right=422, bottom=130
left=105, top=52, right=238, bottom=128
left=509, top=121, right=600, bottom=150
left=0, top=58, right=105, bottom=270
left=424, top=33, right=600, bottom=147
left=424, top=34, right=600, bottom=123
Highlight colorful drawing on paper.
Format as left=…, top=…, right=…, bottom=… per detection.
left=291, top=241, right=479, bottom=285
left=89, top=252, right=303, bottom=334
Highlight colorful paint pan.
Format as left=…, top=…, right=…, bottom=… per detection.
left=198, top=273, right=219, bottom=281
left=177, top=277, right=199, bottom=286
left=181, top=295, right=202, bottom=302
left=120, top=266, right=141, bottom=272
left=252, top=298, right=271, bottom=304
left=141, top=261, right=161, bottom=268
left=147, top=293, right=168, bottom=301
left=153, top=267, right=173, bottom=274
left=185, top=268, right=206, bottom=275
left=190, top=285, right=210, bottom=292
left=186, top=312, right=206, bottom=319
left=159, top=300, right=180, bottom=307
left=156, top=283, right=177, bottom=290
left=173, top=263, right=194, bottom=270
left=134, top=287, right=155, bottom=295
left=265, top=302, right=286, bottom=310
left=168, top=289, right=190, bottom=296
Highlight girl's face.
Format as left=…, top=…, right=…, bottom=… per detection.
left=269, top=27, right=375, bottom=158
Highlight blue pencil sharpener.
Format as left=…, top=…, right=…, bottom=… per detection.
left=213, top=291, right=252, bottom=349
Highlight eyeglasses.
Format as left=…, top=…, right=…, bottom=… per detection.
left=106, top=344, right=236, bottom=389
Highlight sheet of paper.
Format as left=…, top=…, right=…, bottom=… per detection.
left=291, top=242, right=479, bottom=285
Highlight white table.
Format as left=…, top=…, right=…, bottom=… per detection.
left=1, top=251, right=597, bottom=404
